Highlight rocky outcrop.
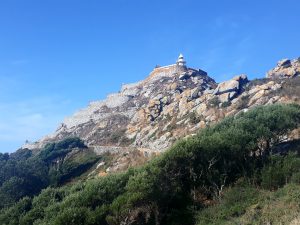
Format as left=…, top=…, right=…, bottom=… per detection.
left=213, top=74, right=248, bottom=102
left=23, top=56, right=300, bottom=159
left=267, top=58, right=300, bottom=79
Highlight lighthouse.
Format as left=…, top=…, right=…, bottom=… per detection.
left=176, top=53, right=186, bottom=67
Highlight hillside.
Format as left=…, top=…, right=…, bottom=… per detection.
left=1, top=104, right=300, bottom=225
left=22, top=56, right=300, bottom=173
left=1, top=56, right=300, bottom=224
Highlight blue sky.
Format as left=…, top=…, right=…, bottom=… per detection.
left=0, top=0, right=300, bottom=152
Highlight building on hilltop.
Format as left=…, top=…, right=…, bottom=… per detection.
left=176, top=53, right=186, bottom=67
left=147, top=54, right=189, bottom=82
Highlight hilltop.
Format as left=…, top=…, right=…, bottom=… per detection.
left=1, top=55, right=300, bottom=224
left=22, top=55, right=300, bottom=173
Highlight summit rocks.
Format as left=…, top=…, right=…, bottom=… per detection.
left=23, top=56, right=300, bottom=168
left=267, top=57, right=300, bottom=79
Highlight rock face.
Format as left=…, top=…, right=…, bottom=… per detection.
left=23, top=56, right=300, bottom=157
left=267, top=58, right=300, bottom=79
left=213, top=74, right=248, bottom=102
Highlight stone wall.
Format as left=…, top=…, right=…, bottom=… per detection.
left=146, top=64, right=180, bottom=82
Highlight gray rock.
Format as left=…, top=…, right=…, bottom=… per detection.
left=204, top=88, right=214, bottom=94
left=154, top=94, right=164, bottom=100
left=191, top=87, right=201, bottom=99
left=267, top=57, right=300, bottom=78
left=213, top=74, right=248, bottom=96
left=277, top=59, right=291, bottom=68
left=179, top=72, right=190, bottom=80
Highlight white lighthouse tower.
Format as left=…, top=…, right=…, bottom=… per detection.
left=176, top=53, right=186, bottom=67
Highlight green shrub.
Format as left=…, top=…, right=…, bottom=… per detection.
left=261, top=156, right=286, bottom=190
left=40, top=137, right=86, bottom=162
left=236, top=95, right=249, bottom=110
left=189, top=112, right=201, bottom=124
left=261, top=153, right=300, bottom=190
left=0, top=137, right=93, bottom=210
left=53, top=207, right=93, bottom=225
left=208, top=96, right=220, bottom=108
left=196, top=184, right=260, bottom=225
left=0, top=197, right=32, bottom=225
left=1, top=104, right=300, bottom=225
left=291, top=172, right=300, bottom=183
left=221, top=101, right=231, bottom=108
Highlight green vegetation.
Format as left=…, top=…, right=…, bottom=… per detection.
left=106, top=129, right=135, bottom=146
left=196, top=182, right=300, bottom=225
left=1, top=104, right=300, bottom=225
left=189, top=111, right=201, bottom=124
left=0, top=137, right=99, bottom=209
left=275, top=76, right=300, bottom=99
left=220, top=101, right=231, bottom=108
left=236, top=95, right=250, bottom=110
left=208, top=96, right=220, bottom=108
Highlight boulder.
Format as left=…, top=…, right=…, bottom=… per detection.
left=248, top=90, right=267, bottom=105
left=218, top=93, right=230, bottom=103
left=213, top=74, right=248, bottom=102
left=213, top=80, right=239, bottom=95
left=179, top=72, right=190, bottom=80
left=190, top=87, right=201, bottom=99
left=278, top=59, right=292, bottom=68
left=213, top=74, right=248, bottom=95
left=169, top=83, right=178, bottom=91
left=266, top=57, right=300, bottom=78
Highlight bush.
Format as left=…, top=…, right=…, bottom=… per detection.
left=221, top=101, right=231, bottom=108
left=1, top=104, right=300, bottom=225
left=0, top=137, right=93, bottom=210
left=40, top=137, right=86, bottom=162
left=261, top=153, right=300, bottom=190
left=196, top=184, right=260, bottom=225
left=53, top=207, right=93, bottom=225
left=109, top=129, right=127, bottom=144
left=189, top=112, right=201, bottom=124
left=236, top=95, right=249, bottom=110
left=261, top=156, right=286, bottom=190
left=208, top=96, right=220, bottom=108
left=291, top=172, right=300, bottom=184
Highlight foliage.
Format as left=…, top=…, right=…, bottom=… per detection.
left=39, top=137, right=86, bottom=162
left=196, top=182, right=300, bottom=225
left=220, top=101, right=231, bottom=108
left=208, top=96, right=220, bottom=108
left=261, top=153, right=300, bottom=190
left=236, top=95, right=250, bottom=110
left=0, top=104, right=300, bottom=225
left=189, top=111, right=201, bottom=124
left=196, top=182, right=261, bottom=225
left=273, top=76, right=300, bottom=98
left=0, top=137, right=98, bottom=209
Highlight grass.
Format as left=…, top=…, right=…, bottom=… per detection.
left=196, top=183, right=300, bottom=225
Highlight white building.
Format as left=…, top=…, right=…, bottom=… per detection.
left=176, top=53, right=186, bottom=67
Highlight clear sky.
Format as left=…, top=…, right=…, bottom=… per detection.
left=0, top=0, right=300, bottom=152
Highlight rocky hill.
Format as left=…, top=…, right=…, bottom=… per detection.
left=2, top=56, right=300, bottom=225
left=3, top=103, right=300, bottom=225
left=23, top=55, right=300, bottom=172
